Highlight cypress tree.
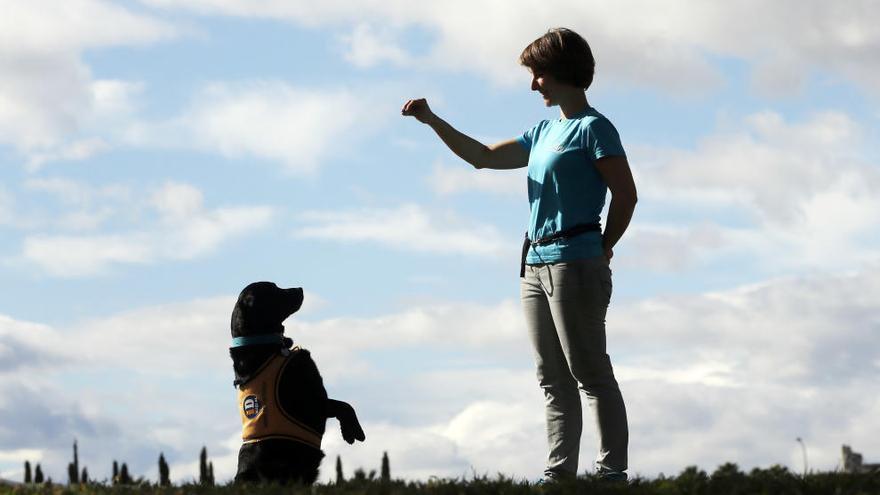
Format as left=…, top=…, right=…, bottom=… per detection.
left=112, top=460, right=119, bottom=485
left=208, top=462, right=214, bottom=486
left=34, top=464, right=44, bottom=483
left=120, top=463, right=130, bottom=484
left=24, top=461, right=32, bottom=484
left=66, top=439, right=80, bottom=484
left=335, top=455, right=344, bottom=484
left=81, top=467, right=89, bottom=485
left=381, top=451, right=390, bottom=482
left=199, top=447, right=208, bottom=485
left=158, top=453, right=170, bottom=486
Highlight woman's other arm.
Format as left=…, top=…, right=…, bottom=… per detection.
left=595, top=155, right=637, bottom=262
left=401, top=98, right=528, bottom=170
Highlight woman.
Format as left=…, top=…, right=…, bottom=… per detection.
left=402, top=27, right=636, bottom=482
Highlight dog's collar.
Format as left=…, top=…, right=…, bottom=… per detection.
left=231, top=334, right=286, bottom=348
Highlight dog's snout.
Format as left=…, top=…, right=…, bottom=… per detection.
left=287, top=287, right=304, bottom=313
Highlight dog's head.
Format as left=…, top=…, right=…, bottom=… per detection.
left=231, top=281, right=304, bottom=339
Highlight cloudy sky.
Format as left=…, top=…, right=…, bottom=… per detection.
left=1, top=0, right=879, bottom=485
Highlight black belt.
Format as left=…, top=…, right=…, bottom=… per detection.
left=520, top=223, right=602, bottom=277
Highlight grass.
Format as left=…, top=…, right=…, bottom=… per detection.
left=2, top=466, right=879, bottom=495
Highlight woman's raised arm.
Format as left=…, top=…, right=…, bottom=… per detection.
left=402, top=98, right=528, bottom=170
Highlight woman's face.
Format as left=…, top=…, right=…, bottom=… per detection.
left=529, top=69, right=561, bottom=107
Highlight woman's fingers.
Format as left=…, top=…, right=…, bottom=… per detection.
left=402, top=98, right=434, bottom=125
left=401, top=98, right=427, bottom=115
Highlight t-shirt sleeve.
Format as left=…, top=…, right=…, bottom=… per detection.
left=584, top=117, right=626, bottom=160
left=517, top=121, right=543, bottom=151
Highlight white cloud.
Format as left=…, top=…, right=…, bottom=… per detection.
left=0, top=1, right=176, bottom=53
left=341, top=23, right=412, bottom=68
left=18, top=181, right=274, bottom=277
left=140, top=0, right=880, bottom=97
left=1, top=178, right=129, bottom=232
left=0, top=187, right=13, bottom=226
left=0, top=51, right=92, bottom=151
left=625, top=111, right=880, bottom=272
left=67, top=296, right=232, bottom=373
left=616, top=223, right=726, bottom=272
left=293, top=299, right=528, bottom=383
left=2, top=264, right=878, bottom=481
left=322, top=399, right=547, bottom=482
left=25, top=177, right=131, bottom=205
left=609, top=266, right=880, bottom=386
left=0, top=449, right=44, bottom=466
left=128, top=82, right=388, bottom=175
left=22, top=234, right=155, bottom=277
left=638, top=111, right=872, bottom=223
left=428, top=161, right=524, bottom=197
left=25, top=138, right=112, bottom=171
left=296, top=204, right=513, bottom=258
left=0, top=315, right=67, bottom=372
left=90, top=80, right=145, bottom=121
left=0, top=1, right=176, bottom=161
left=20, top=80, right=143, bottom=170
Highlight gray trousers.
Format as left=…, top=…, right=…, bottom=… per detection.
left=520, top=256, right=628, bottom=477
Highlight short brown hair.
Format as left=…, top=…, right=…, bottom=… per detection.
left=519, top=28, right=595, bottom=90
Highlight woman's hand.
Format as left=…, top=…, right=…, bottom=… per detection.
left=401, top=98, right=436, bottom=125
left=602, top=235, right=614, bottom=264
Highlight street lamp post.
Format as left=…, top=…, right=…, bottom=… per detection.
left=796, top=437, right=809, bottom=476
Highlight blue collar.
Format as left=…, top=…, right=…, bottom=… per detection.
left=231, top=334, right=285, bottom=348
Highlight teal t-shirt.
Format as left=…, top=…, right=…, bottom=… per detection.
left=517, top=106, right=626, bottom=264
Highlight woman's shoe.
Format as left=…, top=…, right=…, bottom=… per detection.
left=597, top=470, right=628, bottom=482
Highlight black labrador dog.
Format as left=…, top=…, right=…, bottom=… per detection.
left=230, top=281, right=365, bottom=484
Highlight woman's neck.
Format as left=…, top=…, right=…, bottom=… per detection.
left=558, top=92, right=590, bottom=119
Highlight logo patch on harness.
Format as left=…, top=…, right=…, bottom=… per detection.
left=243, top=395, right=262, bottom=419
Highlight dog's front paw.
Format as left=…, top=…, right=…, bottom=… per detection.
left=341, top=420, right=366, bottom=444
left=327, top=399, right=366, bottom=444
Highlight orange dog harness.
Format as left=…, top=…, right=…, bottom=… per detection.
left=237, top=349, right=323, bottom=448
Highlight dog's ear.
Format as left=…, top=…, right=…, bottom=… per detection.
left=231, top=291, right=257, bottom=337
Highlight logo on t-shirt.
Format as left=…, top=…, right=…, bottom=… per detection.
left=552, top=144, right=567, bottom=153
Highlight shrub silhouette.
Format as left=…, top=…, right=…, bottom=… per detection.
left=23, top=461, right=31, bottom=484
left=353, top=467, right=377, bottom=482
left=676, top=465, right=709, bottom=494
left=710, top=462, right=747, bottom=493
left=748, top=464, right=797, bottom=493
